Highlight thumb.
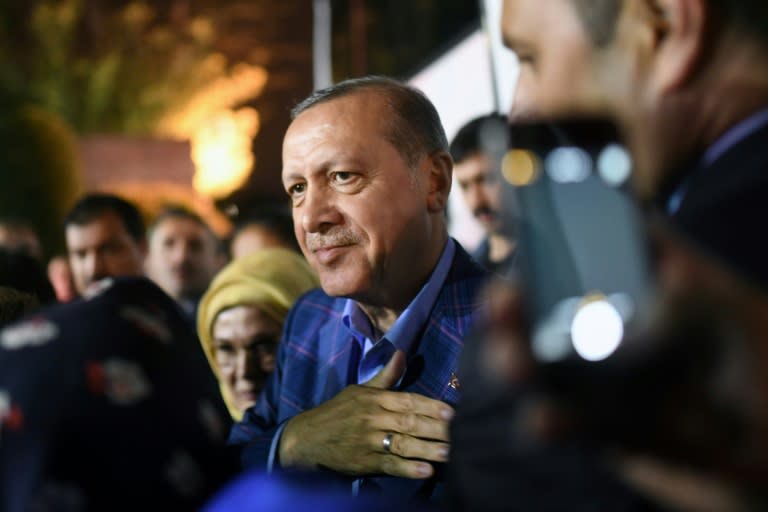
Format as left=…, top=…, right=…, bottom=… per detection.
left=366, top=350, right=406, bottom=390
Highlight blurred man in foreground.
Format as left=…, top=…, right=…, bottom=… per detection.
left=0, top=276, right=238, bottom=511
left=449, top=1, right=768, bottom=510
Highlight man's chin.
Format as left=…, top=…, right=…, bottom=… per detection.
left=318, top=275, right=366, bottom=299
left=474, top=214, right=499, bottom=231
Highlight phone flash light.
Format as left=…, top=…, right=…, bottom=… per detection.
left=570, top=297, right=624, bottom=361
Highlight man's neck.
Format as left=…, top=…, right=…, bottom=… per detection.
left=627, top=42, right=768, bottom=199
left=357, top=303, right=399, bottom=335
left=354, top=232, right=451, bottom=333
left=488, top=234, right=515, bottom=264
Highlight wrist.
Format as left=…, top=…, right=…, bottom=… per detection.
left=278, top=415, right=306, bottom=468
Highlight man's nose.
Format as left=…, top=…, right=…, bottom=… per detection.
left=89, top=252, right=107, bottom=280
left=300, top=188, right=341, bottom=233
left=168, top=242, right=191, bottom=265
left=510, top=79, right=539, bottom=120
left=466, top=184, right=487, bottom=210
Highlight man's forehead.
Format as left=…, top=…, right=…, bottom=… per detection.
left=502, top=0, right=581, bottom=45
left=155, top=217, right=205, bottom=233
left=282, top=95, right=390, bottom=177
left=66, top=225, right=127, bottom=249
left=67, top=212, right=123, bottom=236
left=454, top=152, right=494, bottom=174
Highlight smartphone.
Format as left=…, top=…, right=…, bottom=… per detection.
left=499, top=119, right=656, bottom=367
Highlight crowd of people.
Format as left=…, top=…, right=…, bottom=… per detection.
left=2, top=0, right=768, bottom=509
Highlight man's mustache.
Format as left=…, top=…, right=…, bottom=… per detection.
left=473, top=206, right=498, bottom=219
left=305, top=230, right=362, bottom=252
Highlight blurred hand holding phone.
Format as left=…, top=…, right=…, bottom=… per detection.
left=499, top=120, right=656, bottom=368
left=476, top=118, right=768, bottom=480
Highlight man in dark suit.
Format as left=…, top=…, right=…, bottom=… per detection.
left=0, top=277, right=238, bottom=511
left=230, top=76, right=488, bottom=501
left=447, top=0, right=768, bottom=510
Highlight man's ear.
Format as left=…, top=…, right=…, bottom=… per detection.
left=644, top=0, right=708, bottom=93
left=425, top=151, right=453, bottom=213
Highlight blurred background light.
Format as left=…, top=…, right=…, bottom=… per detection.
left=597, top=144, right=632, bottom=187
left=502, top=149, right=540, bottom=186
left=545, top=147, right=591, bottom=183
left=190, top=107, right=260, bottom=198
left=531, top=296, right=580, bottom=363
left=570, top=298, right=624, bottom=361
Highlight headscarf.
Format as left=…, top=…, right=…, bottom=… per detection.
left=197, top=248, right=318, bottom=420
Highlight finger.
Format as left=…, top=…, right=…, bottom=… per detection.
left=375, top=389, right=454, bottom=423
left=366, top=350, right=407, bottom=390
left=376, top=411, right=451, bottom=442
left=379, top=454, right=435, bottom=480
left=376, top=431, right=450, bottom=463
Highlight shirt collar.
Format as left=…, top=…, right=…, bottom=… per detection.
left=702, top=107, right=768, bottom=167
left=667, top=107, right=768, bottom=215
left=342, top=238, right=456, bottom=353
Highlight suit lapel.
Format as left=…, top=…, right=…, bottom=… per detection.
left=399, top=246, right=483, bottom=406
left=313, top=317, right=359, bottom=404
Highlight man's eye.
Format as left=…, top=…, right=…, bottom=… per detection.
left=517, top=54, right=535, bottom=66
left=288, top=183, right=305, bottom=196
left=332, top=171, right=353, bottom=183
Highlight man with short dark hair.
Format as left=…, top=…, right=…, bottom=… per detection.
left=450, top=114, right=516, bottom=275
left=64, top=193, right=146, bottom=297
left=231, top=76, right=487, bottom=501
left=145, top=206, right=224, bottom=317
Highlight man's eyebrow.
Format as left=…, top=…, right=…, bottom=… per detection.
left=282, top=170, right=304, bottom=184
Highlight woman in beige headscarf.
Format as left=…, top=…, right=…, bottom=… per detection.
left=197, top=248, right=318, bottom=421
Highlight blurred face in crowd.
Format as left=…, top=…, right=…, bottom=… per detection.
left=0, top=224, right=42, bottom=261
left=66, top=211, right=146, bottom=295
left=502, top=0, right=698, bottom=196
left=146, top=216, right=222, bottom=301
left=454, top=152, right=503, bottom=234
left=212, top=305, right=281, bottom=413
left=231, top=224, right=293, bottom=260
left=282, top=91, right=449, bottom=308
left=502, top=0, right=625, bottom=119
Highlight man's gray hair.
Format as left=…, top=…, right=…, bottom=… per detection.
left=290, top=76, right=448, bottom=167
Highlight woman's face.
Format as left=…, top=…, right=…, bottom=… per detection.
left=212, top=305, right=282, bottom=414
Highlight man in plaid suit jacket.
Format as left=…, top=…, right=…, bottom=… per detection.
left=229, top=76, right=488, bottom=502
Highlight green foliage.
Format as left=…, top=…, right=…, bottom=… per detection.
left=0, top=104, right=84, bottom=258
left=0, top=0, right=225, bottom=135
